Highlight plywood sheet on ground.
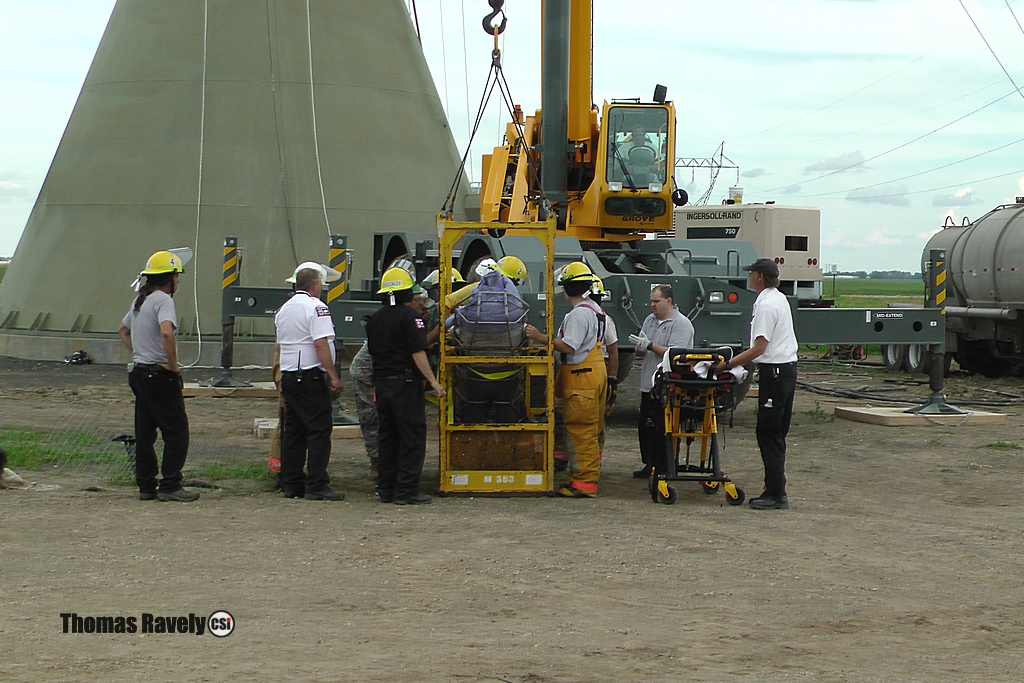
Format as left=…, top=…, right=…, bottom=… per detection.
left=834, top=405, right=1006, bottom=426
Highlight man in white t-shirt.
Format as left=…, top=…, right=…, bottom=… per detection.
left=716, top=258, right=798, bottom=510
left=117, top=251, right=198, bottom=502
left=275, top=266, right=345, bottom=501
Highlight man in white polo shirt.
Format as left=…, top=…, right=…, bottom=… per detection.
left=275, top=265, right=344, bottom=501
left=716, top=258, right=798, bottom=510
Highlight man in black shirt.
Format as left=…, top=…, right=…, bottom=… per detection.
left=366, top=267, right=446, bottom=505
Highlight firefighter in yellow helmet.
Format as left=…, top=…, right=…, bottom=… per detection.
left=525, top=261, right=607, bottom=497
left=117, top=250, right=198, bottom=502
left=365, top=267, right=446, bottom=504
left=496, top=255, right=528, bottom=284
left=444, top=255, right=528, bottom=310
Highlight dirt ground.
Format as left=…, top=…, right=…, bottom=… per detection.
left=2, top=356, right=1023, bottom=682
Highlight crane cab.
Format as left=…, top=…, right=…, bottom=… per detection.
left=568, top=102, right=676, bottom=240
left=479, top=100, right=677, bottom=242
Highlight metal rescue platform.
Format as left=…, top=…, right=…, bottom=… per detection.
left=650, top=347, right=745, bottom=506
left=437, top=218, right=557, bottom=495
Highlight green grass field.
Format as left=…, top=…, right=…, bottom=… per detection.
left=822, top=277, right=924, bottom=309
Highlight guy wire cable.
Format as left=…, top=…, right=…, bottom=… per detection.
left=184, top=0, right=210, bottom=369
left=306, top=0, right=333, bottom=241
left=265, top=0, right=299, bottom=266
left=461, top=0, right=474, bottom=181
left=439, top=0, right=452, bottom=119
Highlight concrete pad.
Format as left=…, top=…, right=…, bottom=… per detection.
left=253, top=418, right=360, bottom=439
left=183, top=382, right=278, bottom=398
left=834, top=405, right=1006, bottom=426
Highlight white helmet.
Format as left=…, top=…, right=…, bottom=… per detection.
left=475, top=258, right=498, bottom=279
left=285, top=261, right=342, bottom=284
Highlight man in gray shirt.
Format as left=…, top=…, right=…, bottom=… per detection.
left=117, top=251, right=197, bottom=502
left=628, top=285, right=695, bottom=479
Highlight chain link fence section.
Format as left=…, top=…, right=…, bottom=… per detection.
left=3, top=401, right=270, bottom=488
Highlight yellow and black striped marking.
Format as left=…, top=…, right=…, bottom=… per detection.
left=222, top=237, right=238, bottom=289
left=930, top=249, right=946, bottom=310
left=327, top=235, right=347, bottom=302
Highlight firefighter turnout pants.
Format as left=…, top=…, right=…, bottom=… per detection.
left=555, top=344, right=607, bottom=495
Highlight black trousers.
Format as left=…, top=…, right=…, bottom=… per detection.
left=375, top=376, right=427, bottom=498
left=756, top=363, right=797, bottom=497
left=128, top=366, right=189, bottom=494
left=280, top=369, right=334, bottom=493
left=638, top=391, right=667, bottom=469
left=461, top=373, right=524, bottom=424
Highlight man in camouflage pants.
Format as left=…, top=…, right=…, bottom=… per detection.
left=349, top=341, right=378, bottom=474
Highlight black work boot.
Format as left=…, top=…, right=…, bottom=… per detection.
left=749, top=493, right=789, bottom=510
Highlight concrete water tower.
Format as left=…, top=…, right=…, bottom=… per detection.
left=0, top=0, right=468, bottom=363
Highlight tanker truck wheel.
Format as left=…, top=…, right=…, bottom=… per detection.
left=903, top=344, right=929, bottom=374
left=882, top=344, right=905, bottom=372
left=955, top=342, right=1003, bottom=378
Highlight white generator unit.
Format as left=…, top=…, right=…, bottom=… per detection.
left=673, top=203, right=823, bottom=300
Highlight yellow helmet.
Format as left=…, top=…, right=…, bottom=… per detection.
left=377, top=266, right=415, bottom=294
left=590, top=276, right=607, bottom=297
left=451, top=267, right=465, bottom=283
left=497, top=256, right=528, bottom=283
left=557, top=261, right=593, bottom=285
left=141, top=250, right=185, bottom=275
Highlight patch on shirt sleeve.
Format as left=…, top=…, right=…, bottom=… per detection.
left=415, top=318, right=426, bottom=329
left=315, top=306, right=331, bottom=317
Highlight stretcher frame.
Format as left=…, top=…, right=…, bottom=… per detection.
left=650, top=347, right=745, bottom=506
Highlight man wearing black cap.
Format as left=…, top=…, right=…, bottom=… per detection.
left=716, top=258, right=798, bottom=510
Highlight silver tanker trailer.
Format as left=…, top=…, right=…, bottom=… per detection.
left=883, top=199, right=1024, bottom=377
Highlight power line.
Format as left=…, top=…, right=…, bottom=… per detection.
left=1009, top=0, right=1024, bottom=38
left=733, top=70, right=1024, bottom=149
left=680, top=0, right=1023, bottom=148
left=959, top=0, right=1024, bottom=104
left=804, top=136, right=1024, bottom=198
left=768, top=168, right=1024, bottom=203
left=764, top=89, right=1018, bottom=192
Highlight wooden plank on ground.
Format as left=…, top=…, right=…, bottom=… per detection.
left=834, top=406, right=1006, bottom=426
left=184, top=382, right=278, bottom=398
left=253, top=418, right=361, bottom=439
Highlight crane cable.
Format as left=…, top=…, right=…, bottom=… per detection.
left=441, top=4, right=547, bottom=218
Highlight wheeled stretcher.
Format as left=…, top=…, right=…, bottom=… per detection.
left=649, top=347, right=745, bottom=506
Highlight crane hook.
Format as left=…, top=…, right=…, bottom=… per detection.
left=482, top=0, right=507, bottom=36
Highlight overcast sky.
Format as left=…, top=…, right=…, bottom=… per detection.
left=2, top=0, right=1024, bottom=272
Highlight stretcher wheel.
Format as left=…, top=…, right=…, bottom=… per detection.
left=658, top=486, right=678, bottom=505
left=726, top=486, right=745, bottom=506
left=701, top=481, right=720, bottom=495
